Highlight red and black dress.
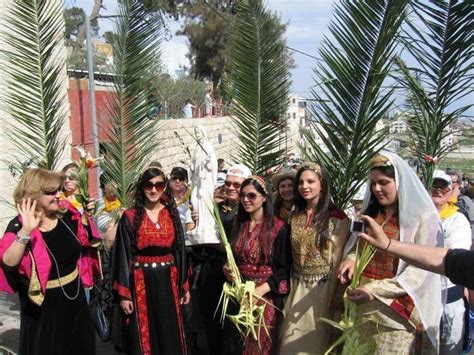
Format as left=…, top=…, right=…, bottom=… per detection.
left=224, top=217, right=291, bottom=355
left=112, top=207, right=188, bottom=355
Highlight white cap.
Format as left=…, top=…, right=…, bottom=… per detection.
left=433, top=170, right=452, bottom=186
left=226, top=164, right=252, bottom=179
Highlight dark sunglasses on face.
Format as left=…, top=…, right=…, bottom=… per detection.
left=239, top=192, right=260, bottom=201
left=171, top=176, right=186, bottom=182
left=431, top=185, right=451, bottom=194
left=224, top=181, right=242, bottom=189
left=43, top=188, right=60, bottom=196
left=143, top=181, right=166, bottom=191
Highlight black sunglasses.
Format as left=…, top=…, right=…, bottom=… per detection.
left=43, top=188, right=60, bottom=196
left=171, top=176, right=186, bottom=182
left=143, top=181, right=166, bottom=191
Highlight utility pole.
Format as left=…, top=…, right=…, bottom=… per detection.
left=85, top=15, right=102, bottom=199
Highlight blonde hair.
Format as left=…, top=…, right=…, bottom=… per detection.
left=13, top=168, right=64, bottom=205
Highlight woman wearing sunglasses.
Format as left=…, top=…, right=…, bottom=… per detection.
left=60, top=162, right=83, bottom=212
left=223, top=176, right=291, bottom=354
left=0, top=168, right=101, bottom=354
left=112, top=166, right=190, bottom=354
left=280, top=162, right=350, bottom=354
left=168, top=167, right=194, bottom=233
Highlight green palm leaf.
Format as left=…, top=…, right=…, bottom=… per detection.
left=396, top=0, right=473, bottom=189
left=101, top=0, right=163, bottom=208
left=302, top=0, right=410, bottom=209
left=3, top=0, right=68, bottom=171
left=226, top=0, right=290, bottom=174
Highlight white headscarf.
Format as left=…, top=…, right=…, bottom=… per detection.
left=345, top=151, right=443, bottom=347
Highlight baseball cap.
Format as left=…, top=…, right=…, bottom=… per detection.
left=226, top=164, right=252, bottom=179
left=170, top=167, right=188, bottom=181
left=433, top=170, right=452, bottom=187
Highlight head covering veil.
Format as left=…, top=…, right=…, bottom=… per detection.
left=345, top=151, right=443, bottom=347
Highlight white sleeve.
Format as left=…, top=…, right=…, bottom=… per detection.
left=443, top=212, right=472, bottom=250
left=185, top=208, right=193, bottom=224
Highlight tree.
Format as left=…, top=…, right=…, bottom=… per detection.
left=301, top=0, right=410, bottom=210
left=226, top=0, right=290, bottom=174
left=3, top=0, right=70, bottom=171
left=101, top=0, right=164, bottom=208
left=396, top=0, right=473, bottom=190
left=63, top=1, right=104, bottom=70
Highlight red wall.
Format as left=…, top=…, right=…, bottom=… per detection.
left=68, top=77, right=115, bottom=196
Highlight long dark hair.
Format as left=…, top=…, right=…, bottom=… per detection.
left=232, top=177, right=274, bottom=262
left=132, top=167, right=177, bottom=236
left=293, top=162, right=332, bottom=243
left=364, top=165, right=397, bottom=218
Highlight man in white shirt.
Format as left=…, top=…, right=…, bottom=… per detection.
left=431, top=170, right=471, bottom=354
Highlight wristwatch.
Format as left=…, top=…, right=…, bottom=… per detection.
left=15, top=232, right=31, bottom=245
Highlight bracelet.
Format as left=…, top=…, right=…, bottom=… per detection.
left=384, top=237, right=392, bottom=252
left=15, top=232, right=31, bottom=245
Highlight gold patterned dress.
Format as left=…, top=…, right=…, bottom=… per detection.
left=280, top=208, right=349, bottom=354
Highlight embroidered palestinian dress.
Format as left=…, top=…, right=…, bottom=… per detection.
left=224, top=217, right=291, bottom=354
left=0, top=210, right=101, bottom=355
left=354, top=213, right=436, bottom=353
left=112, top=207, right=188, bottom=355
left=280, top=208, right=349, bottom=354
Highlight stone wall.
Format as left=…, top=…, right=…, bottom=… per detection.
left=149, top=116, right=239, bottom=173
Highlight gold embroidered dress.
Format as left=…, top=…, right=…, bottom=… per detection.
left=280, top=209, right=349, bottom=354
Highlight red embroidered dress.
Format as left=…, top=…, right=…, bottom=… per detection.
left=360, top=213, right=416, bottom=321
left=226, top=217, right=291, bottom=355
left=112, top=208, right=188, bottom=355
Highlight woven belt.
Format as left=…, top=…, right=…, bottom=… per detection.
left=47, top=267, right=79, bottom=289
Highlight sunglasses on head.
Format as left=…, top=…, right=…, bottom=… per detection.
left=43, top=188, right=60, bottom=196
left=239, top=192, right=260, bottom=201
left=224, top=181, right=242, bottom=189
left=143, top=181, right=166, bottom=191
left=171, top=176, right=186, bottom=182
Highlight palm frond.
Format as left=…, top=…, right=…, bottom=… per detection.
left=3, top=0, right=68, bottom=171
left=101, top=0, right=163, bottom=208
left=226, top=0, right=290, bottom=174
left=397, top=0, right=473, bottom=189
left=303, top=0, right=410, bottom=209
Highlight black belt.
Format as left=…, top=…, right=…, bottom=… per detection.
left=447, top=285, right=464, bottom=304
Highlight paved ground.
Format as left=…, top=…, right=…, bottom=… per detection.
left=0, top=292, right=117, bottom=354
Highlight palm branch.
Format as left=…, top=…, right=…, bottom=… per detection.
left=226, top=0, right=290, bottom=174
left=301, top=0, right=410, bottom=210
left=3, top=0, right=68, bottom=171
left=396, top=0, right=473, bottom=189
left=101, top=0, right=163, bottom=208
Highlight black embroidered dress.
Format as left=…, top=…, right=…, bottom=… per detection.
left=112, top=208, right=188, bottom=355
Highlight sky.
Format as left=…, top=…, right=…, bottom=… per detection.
left=70, top=0, right=472, bottom=118
left=68, top=0, right=334, bottom=97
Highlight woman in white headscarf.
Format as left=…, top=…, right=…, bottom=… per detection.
left=337, top=152, right=443, bottom=353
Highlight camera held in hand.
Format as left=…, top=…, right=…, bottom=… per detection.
left=350, top=219, right=365, bottom=233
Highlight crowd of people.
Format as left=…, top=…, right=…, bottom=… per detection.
left=1, top=151, right=473, bottom=355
